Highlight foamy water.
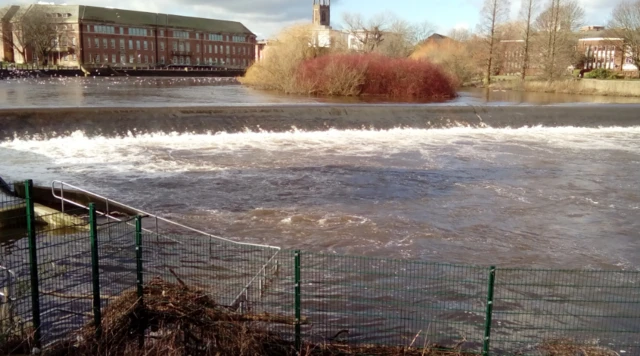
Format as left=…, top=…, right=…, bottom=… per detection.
left=1, top=126, right=639, bottom=269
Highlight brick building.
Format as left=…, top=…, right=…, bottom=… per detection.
left=0, top=4, right=256, bottom=68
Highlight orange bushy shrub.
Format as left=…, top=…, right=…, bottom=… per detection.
left=296, top=53, right=457, bottom=99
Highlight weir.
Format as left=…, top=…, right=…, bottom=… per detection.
left=1, top=105, right=640, bottom=141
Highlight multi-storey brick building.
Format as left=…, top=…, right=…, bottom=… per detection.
left=1, top=4, right=256, bottom=68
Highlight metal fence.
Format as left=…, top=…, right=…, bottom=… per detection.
left=1, top=180, right=639, bottom=355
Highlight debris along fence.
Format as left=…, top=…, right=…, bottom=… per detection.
left=0, top=181, right=639, bottom=355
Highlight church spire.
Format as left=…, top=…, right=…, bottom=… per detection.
left=313, top=0, right=331, bottom=27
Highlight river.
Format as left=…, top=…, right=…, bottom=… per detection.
left=0, top=77, right=639, bottom=352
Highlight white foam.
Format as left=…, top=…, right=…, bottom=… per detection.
left=1, top=126, right=640, bottom=182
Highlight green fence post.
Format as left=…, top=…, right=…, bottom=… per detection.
left=89, top=203, right=102, bottom=339
left=294, top=250, right=301, bottom=353
left=135, top=215, right=145, bottom=348
left=25, top=180, right=42, bottom=349
left=482, top=266, right=496, bottom=356
left=135, top=216, right=144, bottom=299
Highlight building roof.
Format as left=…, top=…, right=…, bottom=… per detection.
left=21, top=4, right=253, bottom=35
left=0, top=5, right=21, bottom=22
left=79, top=5, right=254, bottom=35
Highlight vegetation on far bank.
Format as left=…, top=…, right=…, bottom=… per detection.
left=240, top=25, right=457, bottom=100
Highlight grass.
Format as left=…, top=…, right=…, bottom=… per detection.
left=488, top=77, right=640, bottom=97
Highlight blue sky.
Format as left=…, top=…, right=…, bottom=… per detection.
left=2, top=0, right=619, bottom=38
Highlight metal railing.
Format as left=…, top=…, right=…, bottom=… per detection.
left=50, top=180, right=280, bottom=309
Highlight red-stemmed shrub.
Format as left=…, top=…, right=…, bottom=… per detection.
left=296, top=53, right=457, bottom=99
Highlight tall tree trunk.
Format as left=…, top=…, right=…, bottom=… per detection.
left=486, top=0, right=499, bottom=85
left=521, top=0, right=534, bottom=81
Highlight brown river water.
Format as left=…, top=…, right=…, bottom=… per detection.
left=0, top=77, right=639, bottom=352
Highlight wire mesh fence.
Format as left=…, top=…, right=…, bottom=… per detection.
left=0, top=182, right=31, bottom=353
left=492, top=268, right=640, bottom=355
left=298, top=252, right=489, bottom=352
left=1, top=180, right=640, bottom=355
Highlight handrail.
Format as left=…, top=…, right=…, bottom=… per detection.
left=50, top=180, right=280, bottom=251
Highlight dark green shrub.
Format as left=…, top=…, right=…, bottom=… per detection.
left=584, top=68, right=617, bottom=79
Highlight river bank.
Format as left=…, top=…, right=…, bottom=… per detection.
left=488, top=78, right=640, bottom=97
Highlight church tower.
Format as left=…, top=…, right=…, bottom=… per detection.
left=313, top=0, right=331, bottom=28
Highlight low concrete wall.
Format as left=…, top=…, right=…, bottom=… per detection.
left=1, top=105, right=640, bottom=141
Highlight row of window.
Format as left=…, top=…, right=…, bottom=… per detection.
left=89, top=53, right=155, bottom=64
left=87, top=38, right=154, bottom=51
left=174, top=30, right=189, bottom=39
left=85, top=25, right=249, bottom=43
left=85, top=53, right=249, bottom=67
left=86, top=37, right=252, bottom=56
left=94, top=25, right=115, bottom=34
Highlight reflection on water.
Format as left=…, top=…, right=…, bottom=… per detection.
left=1, top=76, right=640, bottom=108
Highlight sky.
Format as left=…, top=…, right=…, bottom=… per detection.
left=1, top=0, right=623, bottom=39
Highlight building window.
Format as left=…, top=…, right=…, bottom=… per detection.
left=226, top=45, right=230, bottom=55
left=186, top=42, right=190, bottom=52
left=196, top=44, right=200, bottom=52
left=144, top=55, right=148, bottom=63
left=212, top=45, right=216, bottom=54
left=95, top=54, right=100, bottom=63
left=86, top=24, right=91, bottom=32
left=196, top=58, right=200, bottom=65
left=160, top=42, right=165, bottom=51
left=161, top=56, right=165, bottom=64
left=129, top=55, right=134, bottom=63
left=173, top=41, right=178, bottom=51
left=72, top=54, right=77, bottom=61
left=186, top=57, right=191, bottom=65
left=208, top=34, right=223, bottom=41
left=87, top=38, right=91, bottom=48
left=102, top=38, right=107, bottom=49
left=110, top=39, right=115, bottom=49
left=129, top=40, right=133, bottom=50
left=144, top=41, right=148, bottom=50
left=136, top=40, right=140, bottom=50
left=94, top=25, right=115, bottom=34
left=196, top=33, right=200, bottom=40
left=160, top=30, right=164, bottom=37
left=120, top=54, right=125, bottom=63
left=72, top=37, right=76, bottom=46
left=129, top=28, right=148, bottom=36
left=173, top=56, right=178, bottom=64
left=120, top=39, right=125, bottom=50
left=120, top=27, right=124, bottom=35
left=104, top=54, right=108, bottom=62
left=232, top=35, right=246, bottom=42
left=179, top=42, right=184, bottom=51
left=112, top=54, right=116, bottom=63
left=137, top=55, right=141, bottom=64
left=95, top=38, right=99, bottom=48
left=232, top=47, right=235, bottom=55
left=173, top=30, right=189, bottom=39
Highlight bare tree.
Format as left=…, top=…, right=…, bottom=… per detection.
left=2, top=5, right=61, bottom=64
left=534, top=0, right=584, bottom=80
left=519, top=0, right=540, bottom=80
left=341, top=12, right=434, bottom=57
left=342, top=12, right=387, bottom=52
left=608, top=0, right=640, bottom=69
left=477, top=0, right=511, bottom=84
left=446, top=28, right=472, bottom=42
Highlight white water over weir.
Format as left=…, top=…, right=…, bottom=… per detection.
left=1, top=104, right=640, bottom=353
